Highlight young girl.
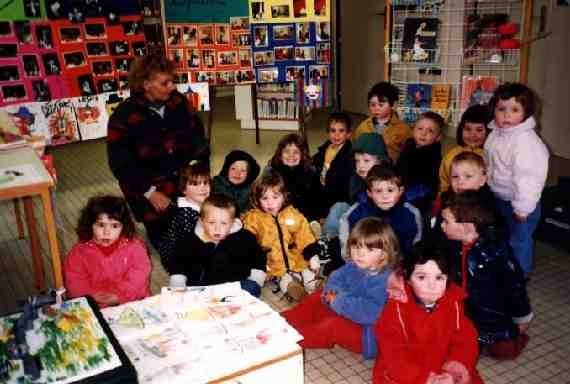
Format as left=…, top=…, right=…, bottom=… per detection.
left=282, top=218, right=400, bottom=359
left=242, top=172, right=320, bottom=301
left=64, top=195, right=151, bottom=307
left=484, top=83, right=549, bottom=276
left=266, top=133, right=322, bottom=221
left=158, top=161, right=210, bottom=272
left=439, top=104, right=492, bottom=193
left=374, top=241, right=482, bottom=384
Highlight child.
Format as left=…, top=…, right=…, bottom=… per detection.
left=64, top=195, right=151, bottom=307
left=159, top=161, right=210, bottom=272
left=243, top=172, right=320, bottom=300
left=169, top=194, right=267, bottom=297
left=213, top=150, right=260, bottom=214
left=352, top=81, right=411, bottom=163
left=340, top=165, right=422, bottom=257
left=441, top=190, right=533, bottom=360
left=396, top=111, right=444, bottom=213
left=282, top=218, right=400, bottom=359
left=312, top=111, right=354, bottom=212
left=322, top=132, right=388, bottom=239
left=267, top=133, right=322, bottom=221
left=439, top=104, right=492, bottom=193
left=484, top=83, right=549, bottom=276
left=374, top=241, right=482, bottom=384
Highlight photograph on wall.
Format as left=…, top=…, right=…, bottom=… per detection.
left=239, top=49, right=252, bottom=66
left=168, top=48, right=185, bottom=69
left=254, top=50, right=275, bottom=65
left=2, top=84, right=27, bottom=102
left=198, top=25, right=214, bottom=46
left=97, top=79, right=118, bottom=93
left=36, top=25, right=54, bottom=48
left=316, top=42, right=330, bottom=63
left=167, top=25, right=183, bottom=46
left=215, top=24, right=230, bottom=45
left=0, top=65, right=20, bottom=81
left=31, top=80, right=51, bottom=101
left=14, top=21, right=34, bottom=44
left=253, top=25, right=269, bottom=47
left=314, top=0, right=327, bottom=16
left=217, top=50, right=238, bottom=66
left=85, top=23, right=106, bottom=39
left=63, top=51, right=87, bottom=69
left=294, top=46, right=315, bottom=60
left=251, top=2, right=266, bottom=20
left=23, top=55, right=41, bottom=77
left=78, top=74, right=96, bottom=96
left=232, top=32, right=251, bottom=47
left=273, top=24, right=295, bottom=40
left=316, top=21, right=330, bottom=41
left=42, top=53, right=62, bottom=75
left=257, top=67, right=279, bottom=82
left=271, top=4, right=290, bottom=19
left=186, top=48, right=201, bottom=68
left=60, top=26, right=83, bottom=44
left=201, top=49, right=216, bottom=69
left=92, top=60, right=114, bottom=76
left=296, top=22, right=311, bottom=44
left=285, top=65, right=305, bottom=81
left=122, top=21, right=142, bottom=36
left=230, top=17, right=250, bottom=31
left=294, top=0, right=307, bottom=17
left=237, top=69, right=255, bottom=83
left=182, top=25, right=198, bottom=46
left=86, top=42, right=108, bottom=57
left=402, top=17, right=440, bottom=62
left=275, top=46, right=294, bottom=61
left=110, top=41, right=130, bottom=55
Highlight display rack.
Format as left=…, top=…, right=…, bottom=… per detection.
left=384, top=0, right=529, bottom=131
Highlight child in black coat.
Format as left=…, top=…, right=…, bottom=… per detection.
left=169, top=194, right=267, bottom=297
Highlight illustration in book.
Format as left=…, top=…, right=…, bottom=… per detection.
left=405, top=83, right=432, bottom=109
left=402, top=17, right=439, bottom=62
left=460, top=75, right=498, bottom=110
left=430, top=84, right=451, bottom=110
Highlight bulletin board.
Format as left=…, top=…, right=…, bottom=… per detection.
left=164, top=0, right=249, bottom=23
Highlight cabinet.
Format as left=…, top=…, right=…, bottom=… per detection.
left=384, top=0, right=530, bottom=133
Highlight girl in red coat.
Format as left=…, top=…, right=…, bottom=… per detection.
left=374, top=241, right=482, bottom=384
left=64, top=195, right=151, bottom=307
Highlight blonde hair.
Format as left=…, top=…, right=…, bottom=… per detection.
left=451, top=151, right=486, bottom=174
left=347, top=217, right=401, bottom=270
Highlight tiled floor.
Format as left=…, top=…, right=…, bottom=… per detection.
left=0, top=95, right=569, bottom=383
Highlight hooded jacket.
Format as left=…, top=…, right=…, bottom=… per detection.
left=484, top=117, right=548, bottom=216
left=352, top=115, right=411, bottom=163
left=312, top=140, right=354, bottom=211
left=242, top=206, right=315, bottom=278
left=213, top=150, right=260, bottom=214
left=374, top=284, right=482, bottom=384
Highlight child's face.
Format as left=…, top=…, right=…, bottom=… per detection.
left=462, top=122, right=487, bottom=148
left=281, top=144, right=302, bottom=167
left=92, top=214, right=123, bottom=246
left=494, top=97, right=525, bottom=128
left=201, top=206, right=233, bottom=243
left=260, top=187, right=285, bottom=216
left=413, top=118, right=441, bottom=147
left=355, top=153, right=380, bottom=178
left=409, top=260, right=447, bottom=306
left=228, top=160, right=249, bottom=185
left=450, top=162, right=486, bottom=193
left=368, top=96, right=392, bottom=121
left=350, top=243, right=386, bottom=271
left=441, top=208, right=475, bottom=242
left=184, top=178, right=211, bottom=204
left=328, top=121, right=350, bottom=146
left=367, top=180, right=403, bottom=210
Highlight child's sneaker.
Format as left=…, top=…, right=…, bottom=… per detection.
left=286, top=280, right=307, bottom=301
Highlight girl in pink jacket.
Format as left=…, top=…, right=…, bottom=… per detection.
left=64, top=195, right=151, bottom=307
left=484, top=83, right=549, bottom=277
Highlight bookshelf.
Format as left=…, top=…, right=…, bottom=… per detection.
left=384, top=0, right=530, bottom=133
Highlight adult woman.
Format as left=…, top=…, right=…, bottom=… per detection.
left=107, top=55, right=209, bottom=249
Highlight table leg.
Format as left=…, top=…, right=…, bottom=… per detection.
left=23, top=197, right=46, bottom=290
left=40, top=188, right=63, bottom=289
left=13, top=199, right=25, bottom=239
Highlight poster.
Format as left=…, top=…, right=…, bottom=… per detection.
left=249, top=0, right=329, bottom=23
left=0, top=0, right=44, bottom=20
left=165, top=0, right=249, bottom=23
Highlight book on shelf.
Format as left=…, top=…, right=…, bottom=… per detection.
left=405, top=83, right=432, bottom=109
left=464, top=13, right=510, bottom=61
left=402, top=18, right=439, bottom=62
left=430, top=84, right=451, bottom=110
left=256, top=97, right=298, bottom=120
left=460, top=75, right=498, bottom=110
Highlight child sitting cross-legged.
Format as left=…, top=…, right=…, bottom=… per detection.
left=374, top=241, right=483, bottom=384
left=340, top=164, right=422, bottom=258
left=64, top=195, right=151, bottom=307
left=243, top=172, right=321, bottom=301
left=396, top=111, right=444, bottom=214
left=169, top=194, right=267, bottom=297
left=441, top=190, right=533, bottom=360
left=282, top=218, right=401, bottom=359
left=159, top=161, right=211, bottom=272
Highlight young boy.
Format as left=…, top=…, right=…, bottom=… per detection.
left=352, top=81, right=411, bottom=163
left=397, top=111, right=443, bottom=213
left=313, top=111, right=354, bottom=213
left=169, top=194, right=267, bottom=297
left=213, top=150, right=260, bottom=214
left=441, top=190, right=533, bottom=360
left=339, top=165, right=422, bottom=257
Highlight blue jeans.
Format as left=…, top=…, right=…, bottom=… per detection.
left=494, top=198, right=541, bottom=277
left=322, top=202, right=351, bottom=237
left=240, top=279, right=261, bottom=297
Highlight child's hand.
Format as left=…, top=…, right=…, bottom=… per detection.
left=309, top=255, right=321, bottom=272
left=322, top=290, right=336, bottom=305
left=148, top=191, right=171, bottom=212
left=442, top=360, right=470, bottom=384
left=387, top=271, right=407, bottom=302
left=513, top=212, right=528, bottom=223
left=518, top=322, right=531, bottom=334
left=426, top=372, right=454, bottom=384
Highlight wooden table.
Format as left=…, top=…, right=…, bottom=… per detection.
left=0, top=146, right=62, bottom=290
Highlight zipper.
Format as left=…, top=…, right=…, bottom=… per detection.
left=274, top=216, right=290, bottom=271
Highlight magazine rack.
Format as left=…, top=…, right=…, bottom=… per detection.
left=384, top=0, right=530, bottom=131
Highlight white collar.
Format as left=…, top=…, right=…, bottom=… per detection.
left=488, top=116, right=536, bottom=135
left=177, top=197, right=201, bottom=211
left=194, top=218, right=243, bottom=243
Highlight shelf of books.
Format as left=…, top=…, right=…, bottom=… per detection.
left=385, top=0, right=525, bottom=131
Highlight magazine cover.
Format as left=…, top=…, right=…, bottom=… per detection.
left=405, top=83, right=432, bottom=108
left=430, top=84, right=451, bottom=110
left=460, top=75, right=498, bottom=110
left=464, top=13, right=509, bottom=60
left=402, top=18, right=439, bottom=62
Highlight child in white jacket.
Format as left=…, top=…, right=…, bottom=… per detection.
left=484, top=83, right=549, bottom=277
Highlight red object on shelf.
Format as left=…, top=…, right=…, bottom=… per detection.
left=498, top=23, right=518, bottom=36
left=499, top=39, right=520, bottom=49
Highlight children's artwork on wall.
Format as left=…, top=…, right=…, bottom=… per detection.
left=249, top=0, right=330, bottom=23
left=74, top=94, right=108, bottom=140
left=176, top=81, right=210, bottom=111
left=165, top=0, right=249, bottom=23
left=40, top=98, right=80, bottom=145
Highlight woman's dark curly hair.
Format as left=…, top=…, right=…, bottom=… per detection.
left=76, top=195, right=136, bottom=242
left=456, top=104, right=492, bottom=146
left=128, top=55, right=176, bottom=93
left=269, top=133, right=312, bottom=171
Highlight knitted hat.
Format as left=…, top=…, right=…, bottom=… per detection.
left=353, top=133, right=388, bottom=160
